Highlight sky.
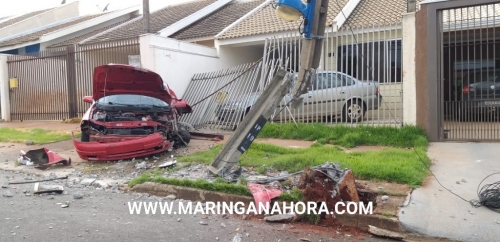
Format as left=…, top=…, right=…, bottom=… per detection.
left=0, top=0, right=195, bottom=18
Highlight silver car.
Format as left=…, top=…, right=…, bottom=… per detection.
left=215, top=71, right=382, bottom=124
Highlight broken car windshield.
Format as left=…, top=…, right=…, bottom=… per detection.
left=97, top=94, right=169, bottom=107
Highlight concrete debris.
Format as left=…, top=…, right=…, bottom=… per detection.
left=456, top=181, right=460, bottom=184
left=368, top=225, right=406, bottom=240
left=73, top=192, right=84, bottom=199
left=25, top=140, right=34, bottom=146
left=93, top=181, right=109, bottom=189
left=135, top=161, right=148, bottom=170
left=381, top=195, right=389, bottom=201
left=3, top=190, right=13, bottom=197
left=48, top=195, right=55, bottom=200
left=198, top=221, right=208, bottom=225
left=461, top=179, right=467, bottom=183
left=221, top=223, right=226, bottom=228
left=177, top=218, right=182, bottom=222
left=166, top=195, right=176, bottom=200
left=264, top=213, right=295, bottom=223
left=34, top=183, right=64, bottom=194
left=159, top=160, right=177, bottom=169
left=80, top=178, right=96, bottom=186
left=1, top=184, right=7, bottom=188
left=232, top=233, right=242, bottom=242
left=299, top=238, right=311, bottom=242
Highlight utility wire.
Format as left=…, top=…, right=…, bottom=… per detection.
left=413, top=148, right=500, bottom=212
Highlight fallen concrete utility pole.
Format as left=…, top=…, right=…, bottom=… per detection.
left=208, top=0, right=329, bottom=176
left=208, top=69, right=293, bottom=176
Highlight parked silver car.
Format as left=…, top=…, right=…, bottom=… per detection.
left=215, top=71, right=382, bottom=124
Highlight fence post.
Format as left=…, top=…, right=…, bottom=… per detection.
left=402, top=13, right=417, bottom=126
left=66, top=45, right=78, bottom=118
left=0, top=54, right=10, bottom=121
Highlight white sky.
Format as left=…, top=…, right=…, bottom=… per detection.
left=0, top=0, right=196, bottom=18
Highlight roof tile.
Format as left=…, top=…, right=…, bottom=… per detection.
left=0, top=13, right=108, bottom=48
left=0, top=8, right=52, bottom=30
left=171, top=0, right=265, bottom=40
left=344, top=0, right=424, bottom=28
left=217, top=0, right=348, bottom=39
left=86, top=0, right=217, bottom=43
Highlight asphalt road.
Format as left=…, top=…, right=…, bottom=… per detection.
left=0, top=169, right=399, bottom=242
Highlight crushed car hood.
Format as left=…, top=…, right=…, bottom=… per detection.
left=93, top=64, right=176, bottom=102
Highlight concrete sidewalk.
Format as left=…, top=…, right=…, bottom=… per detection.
left=0, top=120, right=80, bottom=131
left=399, top=142, right=500, bottom=242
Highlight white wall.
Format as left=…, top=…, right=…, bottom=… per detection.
left=0, top=2, right=80, bottom=39
left=402, top=13, right=417, bottom=125
left=0, top=54, right=10, bottom=121
left=140, top=34, right=262, bottom=98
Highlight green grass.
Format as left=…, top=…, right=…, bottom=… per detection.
left=178, top=125, right=430, bottom=186
left=0, top=128, right=80, bottom=145
left=258, top=123, right=428, bottom=149
left=128, top=170, right=252, bottom=197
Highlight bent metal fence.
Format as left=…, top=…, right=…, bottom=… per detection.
left=180, top=23, right=404, bottom=130
left=6, top=38, right=139, bottom=121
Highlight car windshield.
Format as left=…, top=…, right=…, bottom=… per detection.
left=97, top=94, right=169, bottom=107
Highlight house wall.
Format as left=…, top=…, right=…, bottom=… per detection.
left=139, top=34, right=262, bottom=98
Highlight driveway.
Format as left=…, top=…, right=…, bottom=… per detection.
left=399, top=142, right=500, bottom=242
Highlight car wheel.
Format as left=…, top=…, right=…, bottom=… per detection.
left=81, top=130, right=90, bottom=142
left=177, top=124, right=191, bottom=146
left=343, top=99, right=365, bottom=123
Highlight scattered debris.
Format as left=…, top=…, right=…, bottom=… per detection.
left=221, top=223, right=226, bottom=228
left=135, top=161, right=148, bottom=170
left=247, top=183, right=282, bottom=212
left=73, top=191, right=84, bottom=199
left=25, top=140, right=34, bottom=146
left=461, top=179, right=467, bottom=183
left=80, top=178, right=96, bottom=186
left=93, top=180, right=109, bottom=189
left=17, top=148, right=71, bottom=170
left=299, top=238, right=311, bottom=242
left=381, top=195, right=389, bottom=201
left=3, top=190, right=13, bottom=197
left=264, top=213, right=295, bottom=223
left=368, top=225, right=406, bottom=240
left=8, top=176, right=68, bottom=185
left=177, top=218, right=182, bottom=222
left=232, top=233, right=242, bottom=242
left=456, top=181, right=460, bottom=185
left=198, top=221, right=208, bottom=225
left=166, top=195, right=176, bottom=200
left=33, top=183, right=64, bottom=194
left=159, top=155, right=177, bottom=168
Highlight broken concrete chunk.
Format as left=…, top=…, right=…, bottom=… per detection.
left=135, top=161, right=148, bottom=170
left=232, top=233, right=242, bottom=242
left=25, top=140, right=34, bottom=146
left=33, top=183, right=64, bottom=194
left=158, top=160, right=177, bottom=168
left=381, top=195, right=389, bottom=201
left=73, top=192, right=84, bottom=199
left=80, top=178, right=96, bottom=186
left=166, top=195, right=176, bottom=200
left=264, top=213, right=295, bottom=223
left=3, top=191, right=13, bottom=197
left=198, top=221, right=208, bottom=225
left=368, top=225, right=406, bottom=240
left=93, top=180, right=109, bottom=189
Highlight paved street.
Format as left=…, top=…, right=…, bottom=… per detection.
left=0, top=159, right=394, bottom=242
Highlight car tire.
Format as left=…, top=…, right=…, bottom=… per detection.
left=343, top=99, right=366, bottom=123
left=81, top=130, right=90, bottom=142
left=178, top=124, right=191, bottom=145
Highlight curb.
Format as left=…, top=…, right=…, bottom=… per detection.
left=128, top=182, right=406, bottom=233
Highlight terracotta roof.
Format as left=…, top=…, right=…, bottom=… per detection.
left=47, top=18, right=135, bottom=48
left=0, top=13, right=108, bottom=48
left=85, top=0, right=217, bottom=43
left=344, top=0, right=424, bottom=28
left=0, top=8, right=52, bottom=29
left=171, top=0, right=265, bottom=40
left=217, top=0, right=348, bottom=39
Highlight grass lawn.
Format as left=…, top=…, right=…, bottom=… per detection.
left=178, top=124, right=430, bottom=187
left=0, top=128, right=80, bottom=145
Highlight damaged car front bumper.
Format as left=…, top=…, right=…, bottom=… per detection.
left=72, top=132, right=173, bottom=161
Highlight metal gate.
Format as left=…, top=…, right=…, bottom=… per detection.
left=6, top=38, right=139, bottom=121
left=439, top=3, right=500, bottom=140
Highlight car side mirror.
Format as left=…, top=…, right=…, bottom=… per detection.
left=83, top=96, right=93, bottom=103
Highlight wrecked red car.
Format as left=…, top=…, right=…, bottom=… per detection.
left=73, top=64, right=193, bottom=161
